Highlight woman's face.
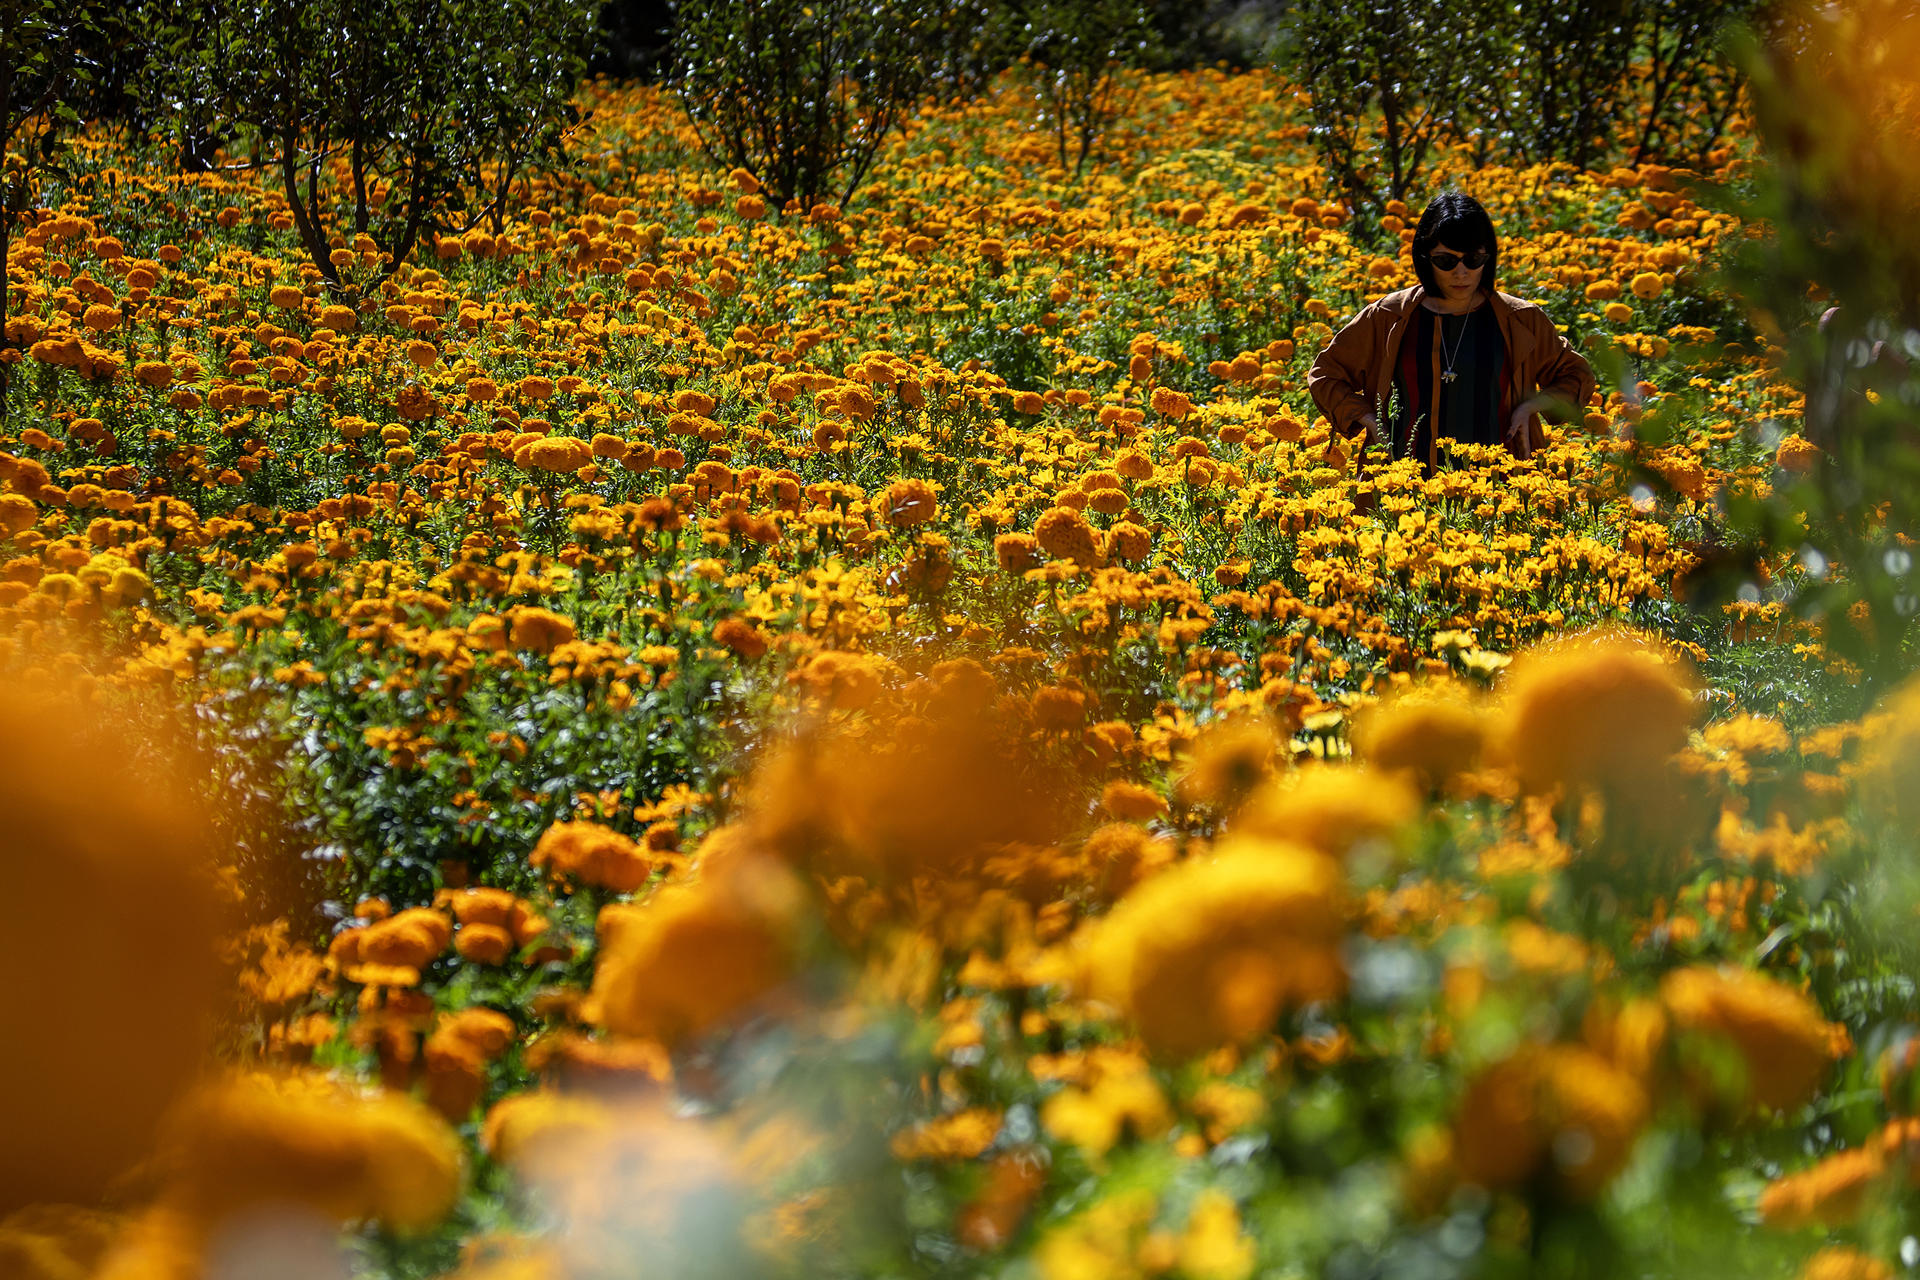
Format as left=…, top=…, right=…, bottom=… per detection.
left=1429, top=241, right=1486, bottom=302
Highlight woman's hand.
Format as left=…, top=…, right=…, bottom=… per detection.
left=1506, top=398, right=1542, bottom=458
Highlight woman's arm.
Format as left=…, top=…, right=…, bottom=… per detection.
left=1308, top=304, right=1384, bottom=439
left=1528, top=311, right=1597, bottom=417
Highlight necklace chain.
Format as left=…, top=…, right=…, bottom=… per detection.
left=1439, top=310, right=1468, bottom=385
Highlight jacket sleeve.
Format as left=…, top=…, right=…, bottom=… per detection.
left=1528, top=311, right=1597, bottom=419
left=1308, top=304, right=1382, bottom=439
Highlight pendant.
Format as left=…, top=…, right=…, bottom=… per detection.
left=1441, top=370, right=1457, bottom=384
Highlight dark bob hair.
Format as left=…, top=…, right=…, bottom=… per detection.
left=1410, top=191, right=1499, bottom=296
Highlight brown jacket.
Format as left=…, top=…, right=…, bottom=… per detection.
left=1307, top=285, right=1597, bottom=463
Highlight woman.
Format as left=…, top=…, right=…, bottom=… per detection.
left=1307, top=191, right=1596, bottom=473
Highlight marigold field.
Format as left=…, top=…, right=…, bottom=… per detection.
left=5, top=68, right=1920, bottom=1280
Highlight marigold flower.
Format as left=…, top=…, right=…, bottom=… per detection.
left=1452, top=1044, right=1648, bottom=1199
left=1630, top=271, right=1665, bottom=300
left=1149, top=386, right=1193, bottom=419
left=1033, top=506, right=1102, bottom=568
left=880, top=477, right=938, bottom=526
left=158, top=1072, right=462, bottom=1231
left=1661, top=965, right=1838, bottom=1111
left=455, top=923, right=515, bottom=965
left=531, top=821, right=650, bottom=894
left=590, top=857, right=805, bottom=1048
left=508, top=605, right=577, bottom=653
left=0, top=685, right=219, bottom=1212
left=712, top=616, right=770, bottom=659
left=521, top=436, right=592, bottom=473
left=1351, top=681, right=1486, bottom=792
left=1234, top=764, right=1417, bottom=860
left=358, top=907, right=453, bottom=970
left=1176, top=718, right=1281, bottom=810
left=1081, top=837, right=1345, bottom=1059
left=1798, top=1247, right=1895, bottom=1280
left=1776, top=434, right=1821, bottom=473
left=995, top=532, right=1042, bottom=572
left=1101, top=780, right=1166, bottom=821
left=1501, top=632, right=1694, bottom=795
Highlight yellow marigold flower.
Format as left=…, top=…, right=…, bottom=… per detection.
left=1661, top=965, right=1837, bottom=1111
left=1081, top=837, right=1345, bottom=1059
left=1177, top=1189, right=1255, bottom=1280
left=1604, top=301, right=1634, bottom=323
left=1040, top=1057, right=1172, bottom=1156
left=889, top=1107, right=1003, bottom=1161
left=1234, top=763, right=1417, bottom=860
left=531, top=820, right=651, bottom=894
left=1630, top=270, right=1665, bottom=300
left=1351, top=681, right=1486, bottom=791
left=1501, top=631, right=1694, bottom=795
left=159, top=1071, right=462, bottom=1231
left=519, top=375, right=556, bottom=401
left=1176, top=717, right=1281, bottom=810
left=589, top=857, right=805, bottom=1048
left=1856, top=674, right=1920, bottom=828
left=507, top=605, right=577, bottom=653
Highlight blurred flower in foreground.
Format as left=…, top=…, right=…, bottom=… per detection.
left=1080, top=838, right=1345, bottom=1059
left=0, top=684, right=220, bottom=1212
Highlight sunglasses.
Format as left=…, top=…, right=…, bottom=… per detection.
left=1427, top=248, right=1489, bottom=271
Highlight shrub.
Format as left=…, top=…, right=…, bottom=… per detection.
left=143, top=0, right=594, bottom=293
left=671, top=0, right=950, bottom=212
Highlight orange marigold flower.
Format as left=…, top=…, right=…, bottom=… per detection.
left=507, top=605, right=577, bottom=654
left=1452, top=1044, right=1648, bottom=1200
left=1101, top=780, right=1166, bottom=821
left=455, top=923, right=515, bottom=965
left=1177, top=717, right=1281, bottom=810
left=522, top=435, right=592, bottom=473
left=995, top=532, right=1042, bottom=573
left=531, top=820, right=650, bottom=894
left=713, top=616, right=770, bottom=659
left=1798, top=1247, right=1895, bottom=1280
left=1776, top=433, right=1821, bottom=474
left=1033, top=506, right=1102, bottom=568
left=357, top=907, right=452, bottom=971
left=880, top=477, right=938, bottom=527
left=1759, top=1145, right=1886, bottom=1229
left=159, top=1071, right=462, bottom=1231
left=590, top=858, right=805, bottom=1048
left=1661, top=965, right=1838, bottom=1111
left=519, top=375, right=556, bottom=401
left=1149, top=386, right=1193, bottom=419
